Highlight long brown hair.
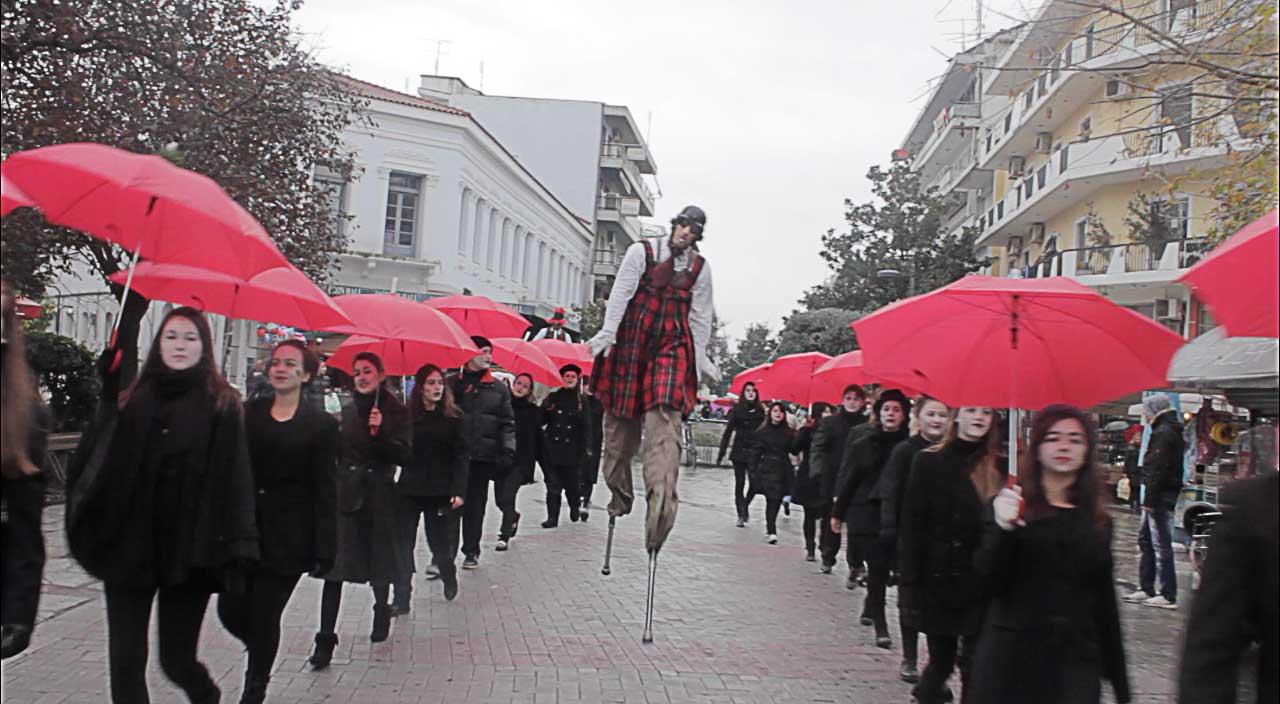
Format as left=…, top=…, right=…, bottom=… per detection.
left=928, top=406, right=1005, bottom=501
left=411, top=364, right=460, bottom=419
left=124, top=306, right=239, bottom=410
left=1, top=283, right=38, bottom=477
left=1019, top=404, right=1107, bottom=532
left=737, top=382, right=764, bottom=411
left=758, top=401, right=792, bottom=433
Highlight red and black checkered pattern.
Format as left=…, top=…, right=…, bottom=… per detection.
left=595, top=241, right=705, bottom=420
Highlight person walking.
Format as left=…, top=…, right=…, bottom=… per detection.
left=308, top=352, right=411, bottom=668
left=541, top=364, right=591, bottom=528
left=66, top=307, right=258, bottom=704
left=718, top=382, right=764, bottom=527
left=898, top=406, right=1004, bottom=704
left=878, top=395, right=950, bottom=683
left=1121, top=426, right=1142, bottom=513
left=451, top=337, right=516, bottom=568
left=832, top=389, right=911, bottom=649
left=792, top=402, right=833, bottom=562
left=502, top=372, right=541, bottom=551
left=748, top=402, right=796, bottom=544
left=398, top=364, right=468, bottom=602
left=810, top=384, right=869, bottom=577
left=969, top=405, right=1130, bottom=703
left=1122, top=394, right=1185, bottom=610
left=1, top=283, right=51, bottom=660
left=579, top=376, right=605, bottom=511
left=217, top=340, right=337, bottom=704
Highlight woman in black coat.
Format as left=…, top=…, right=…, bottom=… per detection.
left=970, top=405, right=1129, bottom=704
left=505, top=372, right=542, bottom=548
left=718, top=383, right=764, bottom=527
left=66, top=307, right=257, bottom=704
left=791, top=403, right=833, bottom=562
left=898, top=406, right=1004, bottom=704
left=217, top=340, right=337, bottom=703
left=748, top=401, right=794, bottom=544
left=308, top=351, right=411, bottom=667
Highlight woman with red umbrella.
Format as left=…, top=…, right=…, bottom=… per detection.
left=308, top=352, right=411, bottom=669
left=718, top=383, right=765, bottom=527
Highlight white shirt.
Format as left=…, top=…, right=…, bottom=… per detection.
left=599, top=237, right=714, bottom=360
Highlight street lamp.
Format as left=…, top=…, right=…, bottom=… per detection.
left=876, top=268, right=916, bottom=296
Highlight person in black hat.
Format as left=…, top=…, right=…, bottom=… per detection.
left=540, top=364, right=591, bottom=527
left=451, top=336, right=516, bottom=568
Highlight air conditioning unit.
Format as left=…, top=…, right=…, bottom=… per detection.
left=1008, top=156, right=1026, bottom=177
left=1029, top=223, right=1046, bottom=243
left=1155, top=298, right=1182, bottom=321
left=1035, top=132, right=1053, bottom=154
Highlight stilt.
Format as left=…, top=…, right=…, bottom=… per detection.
left=602, top=515, right=616, bottom=575
left=642, top=550, right=658, bottom=643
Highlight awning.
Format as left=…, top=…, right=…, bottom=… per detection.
left=1168, top=328, right=1278, bottom=389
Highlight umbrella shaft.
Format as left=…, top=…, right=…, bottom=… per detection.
left=112, top=245, right=144, bottom=336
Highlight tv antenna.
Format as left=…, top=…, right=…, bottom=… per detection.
left=421, top=38, right=452, bottom=74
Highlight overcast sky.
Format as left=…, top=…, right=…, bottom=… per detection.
left=291, top=0, right=1029, bottom=342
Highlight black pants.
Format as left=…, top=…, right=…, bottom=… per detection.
left=732, top=461, right=753, bottom=519
left=318, top=579, right=389, bottom=636
left=104, top=580, right=219, bottom=704
left=916, top=633, right=977, bottom=704
left=901, top=616, right=920, bottom=663
left=462, top=462, right=516, bottom=557
left=580, top=453, right=601, bottom=503
left=819, top=513, right=862, bottom=572
left=764, top=497, right=782, bottom=534
left=860, top=535, right=890, bottom=633
left=495, top=471, right=521, bottom=540
left=1, top=474, right=46, bottom=632
left=216, top=571, right=300, bottom=683
left=543, top=462, right=581, bottom=523
left=399, top=496, right=461, bottom=583
left=802, top=504, right=826, bottom=552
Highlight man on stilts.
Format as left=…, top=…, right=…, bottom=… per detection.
left=589, top=205, right=719, bottom=643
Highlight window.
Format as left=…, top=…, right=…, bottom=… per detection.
left=1085, top=23, right=1096, bottom=59
left=1154, top=196, right=1191, bottom=240
left=985, top=129, right=993, bottom=153
left=383, top=172, right=422, bottom=257
left=1075, top=217, right=1089, bottom=249
left=1037, top=73, right=1047, bottom=96
left=958, top=79, right=977, bottom=104
left=1036, top=164, right=1048, bottom=189
left=1003, top=112, right=1012, bottom=134
left=316, top=175, right=348, bottom=238
left=1024, top=176, right=1034, bottom=200
left=1063, top=41, right=1073, bottom=67
left=1165, top=0, right=1196, bottom=30
left=1158, top=85, right=1193, bottom=150
left=1024, top=90, right=1034, bottom=110
left=1059, top=143, right=1070, bottom=172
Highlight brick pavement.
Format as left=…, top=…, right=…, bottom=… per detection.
left=3, top=465, right=1205, bottom=703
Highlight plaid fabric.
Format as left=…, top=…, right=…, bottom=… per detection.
left=595, top=241, right=705, bottom=420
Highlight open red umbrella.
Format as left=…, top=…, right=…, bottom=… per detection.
left=752, top=352, right=834, bottom=405
left=108, top=262, right=351, bottom=330
left=1179, top=208, right=1278, bottom=338
left=531, top=338, right=594, bottom=375
left=489, top=337, right=563, bottom=387
left=328, top=336, right=479, bottom=377
left=1, top=171, right=34, bottom=215
left=729, top=362, right=772, bottom=396
left=14, top=297, right=43, bottom=320
left=425, top=294, right=531, bottom=339
left=325, top=294, right=480, bottom=373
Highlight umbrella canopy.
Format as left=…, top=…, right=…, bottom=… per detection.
left=325, top=294, right=480, bottom=372
left=14, top=297, right=43, bottom=320
left=531, top=338, right=594, bottom=375
left=852, top=276, right=1186, bottom=409
left=729, top=362, right=772, bottom=396
left=1179, top=208, right=1279, bottom=339
left=2, top=143, right=288, bottom=278
left=0, top=171, right=34, bottom=215
left=327, top=335, right=481, bottom=377
left=489, top=337, right=563, bottom=387
left=108, top=262, right=351, bottom=330
left=753, top=352, right=836, bottom=405
left=425, top=294, right=531, bottom=339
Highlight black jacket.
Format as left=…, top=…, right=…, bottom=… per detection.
left=541, top=387, right=590, bottom=468
left=969, top=511, right=1130, bottom=704
left=1, top=402, right=50, bottom=632
left=879, top=434, right=932, bottom=541
left=833, top=424, right=909, bottom=535
left=1140, top=410, right=1185, bottom=507
left=243, top=398, right=338, bottom=576
left=748, top=422, right=794, bottom=501
left=810, top=409, right=868, bottom=502
left=512, top=395, right=542, bottom=484
left=718, top=402, right=764, bottom=464
left=401, top=407, right=469, bottom=499
left=1179, top=472, right=1278, bottom=704
left=790, top=423, right=823, bottom=508
left=451, top=370, right=516, bottom=468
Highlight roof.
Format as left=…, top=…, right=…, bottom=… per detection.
left=332, top=74, right=471, bottom=117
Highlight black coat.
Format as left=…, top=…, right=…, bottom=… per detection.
left=833, top=424, right=909, bottom=536
left=1140, top=411, right=1185, bottom=507
left=541, top=387, right=590, bottom=468
left=898, top=438, right=998, bottom=636
left=243, top=398, right=338, bottom=577
left=1, top=402, right=50, bottom=631
left=512, top=395, right=542, bottom=484
left=969, top=511, right=1130, bottom=704
left=1179, top=472, right=1279, bottom=704
left=718, top=402, right=764, bottom=464
left=748, top=423, right=793, bottom=501
left=451, top=370, right=516, bottom=469
left=790, top=424, right=824, bottom=508
left=810, top=410, right=868, bottom=503
left=879, top=434, right=932, bottom=542
left=400, top=407, right=469, bottom=499
left=581, top=394, right=605, bottom=485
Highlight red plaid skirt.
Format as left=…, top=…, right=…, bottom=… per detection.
left=595, top=241, right=705, bottom=420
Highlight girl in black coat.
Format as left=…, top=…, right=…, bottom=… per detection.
left=969, top=405, right=1129, bottom=704
left=719, top=382, right=764, bottom=527
left=217, top=340, right=337, bottom=704
left=748, top=402, right=794, bottom=543
left=898, top=406, right=1004, bottom=704
left=502, top=373, right=541, bottom=548
left=309, top=352, right=411, bottom=667
left=792, top=403, right=833, bottom=562
left=67, top=307, right=257, bottom=704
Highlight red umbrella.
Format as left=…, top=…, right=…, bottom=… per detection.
left=753, top=352, right=834, bottom=405
left=108, top=262, right=351, bottom=330
left=425, top=294, right=531, bottom=339
left=851, top=276, right=1186, bottom=410
left=813, top=351, right=921, bottom=399
left=328, top=336, right=480, bottom=377
left=1, top=143, right=288, bottom=278
left=531, top=338, right=594, bottom=375
left=1179, top=208, right=1278, bottom=338
left=489, top=337, right=563, bottom=387
left=14, top=297, right=43, bottom=320
left=0, top=171, right=34, bottom=215
left=325, top=294, right=480, bottom=373
left=729, top=362, right=772, bottom=396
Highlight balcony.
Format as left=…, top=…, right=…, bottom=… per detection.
left=600, top=144, right=655, bottom=216
left=1017, top=237, right=1211, bottom=285
left=601, top=141, right=656, bottom=174
left=592, top=247, right=625, bottom=278
left=596, top=194, right=643, bottom=242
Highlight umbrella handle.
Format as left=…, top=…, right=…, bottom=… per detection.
left=106, top=245, right=143, bottom=374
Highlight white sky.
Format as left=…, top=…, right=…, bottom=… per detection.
left=291, top=0, right=1031, bottom=342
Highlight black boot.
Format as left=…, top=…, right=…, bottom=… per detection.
left=370, top=605, right=392, bottom=643
left=239, top=673, right=269, bottom=704
left=308, top=632, right=338, bottom=670
left=805, top=546, right=816, bottom=562
left=441, top=564, right=459, bottom=602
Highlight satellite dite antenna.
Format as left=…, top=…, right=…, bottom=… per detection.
left=421, top=38, right=451, bottom=74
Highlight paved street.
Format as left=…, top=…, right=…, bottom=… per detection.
left=4, top=465, right=1207, bottom=703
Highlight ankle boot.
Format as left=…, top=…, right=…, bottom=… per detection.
left=370, top=605, right=392, bottom=643
left=239, top=673, right=269, bottom=704
left=308, top=632, right=338, bottom=670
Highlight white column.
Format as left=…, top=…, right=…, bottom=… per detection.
left=473, top=200, right=487, bottom=263
left=457, top=189, right=473, bottom=256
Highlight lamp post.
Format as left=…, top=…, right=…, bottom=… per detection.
left=876, top=268, right=916, bottom=297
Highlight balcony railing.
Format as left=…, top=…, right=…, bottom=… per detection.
left=1020, top=237, right=1211, bottom=278
left=597, top=193, right=641, bottom=217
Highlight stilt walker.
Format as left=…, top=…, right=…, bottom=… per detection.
left=588, top=205, right=720, bottom=643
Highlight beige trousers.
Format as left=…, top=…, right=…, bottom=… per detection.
left=601, top=406, right=682, bottom=553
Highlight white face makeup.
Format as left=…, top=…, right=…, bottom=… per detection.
left=466, top=346, right=493, bottom=371
left=352, top=360, right=383, bottom=395
left=160, top=316, right=202, bottom=371
left=268, top=346, right=310, bottom=393
left=843, top=391, right=866, bottom=413
left=421, top=372, right=446, bottom=405
left=743, top=384, right=758, bottom=402
left=770, top=405, right=786, bottom=424
left=956, top=407, right=995, bottom=441
left=512, top=375, right=532, bottom=398
left=917, top=400, right=950, bottom=441
left=879, top=401, right=905, bottom=432
left=1039, top=417, right=1088, bottom=475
